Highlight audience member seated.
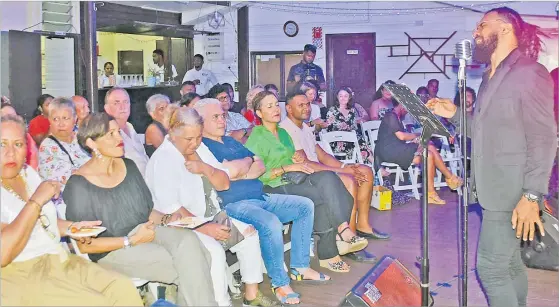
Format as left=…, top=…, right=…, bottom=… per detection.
left=416, top=86, right=429, bottom=104
left=195, top=98, right=330, bottom=305
left=71, top=95, right=91, bottom=130
left=375, top=103, right=463, bottom=205
left=1, top=102, right=38, bottom=170
left=297, top=81, right=328, bottom=133
left=63, top=113, right=217, bottom=306
left=103, top=88, right=150, bottom=177
left=207, top=84, right=253, bottom=143
left=180, top=80, right=197, bottom=97
left=343, top=87, right=370, bottom=122
left=144, top=94, right=170, bottom=157
left=0, top=114, right=142, bottom=306
left=180, top=92, right=201, bottom=108
left=243, top=85, right=265, bottom=126
left=245, top=91, right=368, bottom=273
left=39, top=98, right=91, bottom=218
left=146, top=107, right=277, bottom=307
left=222, top=82, right=241, bottom=113
left=326, top=87, right=374, bottom=164
left=29, top=94, right=54, bottom=146
left=369, top=80, right=397, bottom=120
left=264, top=84, right=279, bottom=98
left=280, top=92, right=390, bottom=251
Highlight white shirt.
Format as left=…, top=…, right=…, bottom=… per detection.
left=98, top=74, right=120, bottom=88
left=309, top=104, right=321, bottom=122
left=121, top=122, right=149, bottom=178
left=149, top=63, right=178, bottom=80
left=182, top=68, right=218, bottom=96
left=1, top=166, right=62, bottom=263
left=280, top=117, right=320, bottom=163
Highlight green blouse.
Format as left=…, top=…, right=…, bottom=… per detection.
left=245, top=125, right=295, bottom=188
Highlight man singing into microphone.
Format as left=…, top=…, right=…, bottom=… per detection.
left=427, top=7, right=556, bottom=307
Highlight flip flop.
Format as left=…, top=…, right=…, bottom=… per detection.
left=289, top=268, right=331, bottom=284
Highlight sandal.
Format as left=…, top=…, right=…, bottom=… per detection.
left=428, top=192, right=446, bottom=205
left=319, top=259, right=350, bottom=273
left=336, top=227, right=368, bottom=255
left=289, top=268, right=331, bottom=284
left=271, top=286, right=300, bottom=305
left=445, top=175, right=464, bottom=190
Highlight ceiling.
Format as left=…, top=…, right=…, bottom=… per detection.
left=107, top=1, right=230, bottom=13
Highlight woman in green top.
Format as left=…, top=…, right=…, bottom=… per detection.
left=245, top=91, right=368, bottom=273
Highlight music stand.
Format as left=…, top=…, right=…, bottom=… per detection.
left=383, top=83, right=450, bottom=307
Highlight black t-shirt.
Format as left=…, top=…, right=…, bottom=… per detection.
left=64, top=158, right=153, bottom=262
left=376, top=112, right=418, bottom=168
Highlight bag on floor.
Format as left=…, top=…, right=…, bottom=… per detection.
left=521, top=210, right=559, bottom=271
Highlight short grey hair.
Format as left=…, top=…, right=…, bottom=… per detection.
left=168, top=107, right=204, bottom=135
left=49, top=97, right=76, bottom=118
left=1, top=114, right=27, bottom=137
left=146, top=94, right=170, bottom=114
left=104, top=87, right=129, bottom=105
left=192, top=98, right=221, bottom=115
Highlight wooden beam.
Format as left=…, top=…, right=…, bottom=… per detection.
left=237, top=6, right=249, bottom=107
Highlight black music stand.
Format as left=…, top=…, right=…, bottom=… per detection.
left=383, top=83, right=450, bottom=307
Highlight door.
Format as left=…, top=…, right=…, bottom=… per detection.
left=171, top=38, right=187, bottom=82
left=326, top=33, right=376, bottom=110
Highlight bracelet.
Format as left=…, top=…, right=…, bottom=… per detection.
left=161, top=214, right=172, bottom=226
left=281, top=166, right=285, bottom=174
left=27, top=199, right=42, bottom=212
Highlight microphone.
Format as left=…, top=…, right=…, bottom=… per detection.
left=455, top=40, right=472, bottom=81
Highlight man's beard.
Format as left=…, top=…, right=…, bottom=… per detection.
left=473, top=33, right=498, bottom=64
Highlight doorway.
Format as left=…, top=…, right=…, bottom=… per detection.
left=326, top=33, right=376, bottom=110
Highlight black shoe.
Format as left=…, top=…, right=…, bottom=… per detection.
left=344, top=250, right=377, bottom=263
left=357, top=228, right=391, bottom=240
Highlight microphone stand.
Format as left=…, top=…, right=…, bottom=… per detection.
left=457, top=59, right=469, bottom=307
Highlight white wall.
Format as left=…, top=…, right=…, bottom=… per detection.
left=194, top=1, right=558, bottom=102
left=0, top=1, right=42, bottom=32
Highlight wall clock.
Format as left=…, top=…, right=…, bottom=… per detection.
left=283, top=21, right=299, bottom=37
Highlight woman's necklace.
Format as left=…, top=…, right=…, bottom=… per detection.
left=0, top=171, right=29, bottom=202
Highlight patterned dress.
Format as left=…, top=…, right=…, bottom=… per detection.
left=326, top=106, right=373, bottom=164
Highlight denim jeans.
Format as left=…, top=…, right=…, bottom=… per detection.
left=224, top=193, right=314, bottom=288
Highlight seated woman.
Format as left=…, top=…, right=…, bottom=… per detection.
left=246, top=91, right=368, bottom=273
left=144, top=94, right=170, bottom=157
left=375, top=103, right=463, bottom=205
left=29, top=94, right=54, bottom=146
left=1, top=114, right=143, bottom=306
left=297, top=81, right=328, bottom=133
left=63, top=113, right=217, bottom=307
left=369, top=80, right=397, bottom=121
left=180, top=92, right=201, bottom=108
left=242, top=85, right=265, bottom=126
left=146, top=107, right=276, bottom=307
left=39, top=98, right=91, bottom=218
left=326, top=87, right=374, bottom=164
left=1, top=102, right=39, bottom=170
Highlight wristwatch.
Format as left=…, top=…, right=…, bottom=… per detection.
left=523, top=192, right=540, bottom=203
left=123, top=236, right=132, bottom=249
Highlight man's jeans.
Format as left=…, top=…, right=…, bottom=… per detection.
left=224, top=193, right=314, bottom=288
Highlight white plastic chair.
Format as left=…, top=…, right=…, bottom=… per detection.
left=320, top=131, right=363, bottom=164
left=360, top=120, right=381, bottom=148
left=432, top=134, right=464, bottom=193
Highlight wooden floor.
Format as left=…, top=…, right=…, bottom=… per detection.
left=241, top=188, right=559, bottom=307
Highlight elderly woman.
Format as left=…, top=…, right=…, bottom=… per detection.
left=207, top=84, right=253, bottom=143
left=326, top=87, right=374, bottom=164
left=0, top=114, right=143, bottom=306
left=245, top=91, right=368, bottom=273
left=1, top=102, right=39, bottom=170
left=63, top=113, right=217, bottom=306
left=146, top=107, right=277, bottom=307
left=242, top=84, right=265, bottom=125
left=39, top=97, right=91, bottom=218
left=29, top=94, right=54, bottom=146
left=144, top=94, right=170, bottom=157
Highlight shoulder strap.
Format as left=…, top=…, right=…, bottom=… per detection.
left=201, top=176, right=219, bottom=218
left=48, top=136, right=74, bottom=166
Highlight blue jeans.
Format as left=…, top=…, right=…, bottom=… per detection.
left=224, top=193, right=314, bottom=288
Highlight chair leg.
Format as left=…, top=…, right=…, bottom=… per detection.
left=409, top=166, right=421, bottom=200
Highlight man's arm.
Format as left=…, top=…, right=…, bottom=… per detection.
left=520, top=65, right=557, bottom=205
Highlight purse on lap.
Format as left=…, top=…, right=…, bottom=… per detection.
left=201, top=176, right=244, bottom=251
left=281, top=171, right=309, bottom=185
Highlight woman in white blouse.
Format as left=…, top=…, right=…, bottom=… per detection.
left=99, top=62, right=119, bottom=88
left=0, top=114, right=142, bottom=306
left=39, top=98, right=91, bottom=218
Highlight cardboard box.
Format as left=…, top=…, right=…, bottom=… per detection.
left=371, top=186, right=392, bottom=211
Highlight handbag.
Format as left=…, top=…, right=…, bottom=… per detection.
left=281, top=171, right=309, bottom=185
left=201, top=176, right=244, bottom=251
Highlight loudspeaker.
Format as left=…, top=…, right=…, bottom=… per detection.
left=521, top=210, right=559, bottom=271
left=339, top=255, right=434, bottom=307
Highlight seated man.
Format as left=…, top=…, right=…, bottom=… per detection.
left=145, top=107, right=276, bottom=307
left=280, top=92, right=390, bottom=261
left=194, top=98, right=330, bottom=306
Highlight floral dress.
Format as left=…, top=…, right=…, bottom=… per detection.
left=326, top=106, right=373, bottom=164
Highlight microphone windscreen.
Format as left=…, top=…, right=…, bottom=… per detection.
left=454, top=40, right=472, bottom=60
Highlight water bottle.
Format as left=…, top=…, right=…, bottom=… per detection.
left=151, top=286, right=176, bottom=307
left=374, top=172, right=381, bottom=186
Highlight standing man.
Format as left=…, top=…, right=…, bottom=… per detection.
left=182, top=54, right=218, bottom=96
left=287, top=44, right=326, bottom=92
left=151, top=49, right=178, bottom=82
left=427, top=7, right=556, bottom=307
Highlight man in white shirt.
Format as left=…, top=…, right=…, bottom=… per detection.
left=182, top=54, right=218, bottom=96
left=145, top=108, right=276, bottom=307
left=280, top=92, right=390, bottom=262
left=150, top=49, right=178, bottom=82
left=103, top=88, right=149, bottom=177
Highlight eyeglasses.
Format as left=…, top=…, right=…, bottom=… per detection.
left=39, top=214, right=57, bottom=239
left=217, top=95, right=230, bottom=102
left=211, top=113, right=227, bottom=121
